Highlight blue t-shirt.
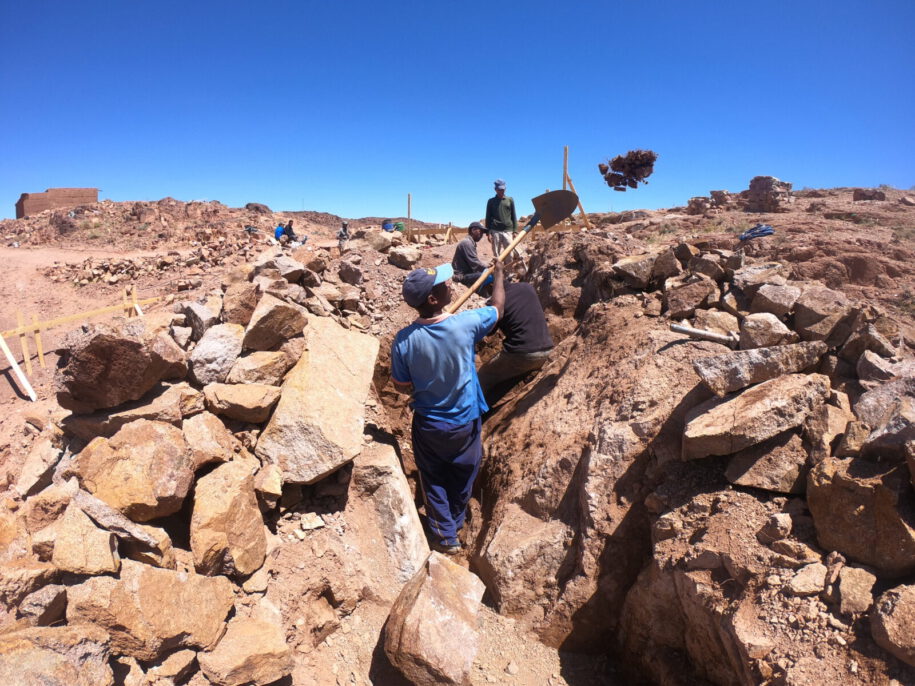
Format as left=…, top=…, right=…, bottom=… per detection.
left=391, top=307, right=498, bottom=424
left=274, top=225, right=285, bottom=240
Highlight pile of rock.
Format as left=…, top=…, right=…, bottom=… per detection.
left=743, top=175, right=794, bottom=212
left=476, top=230, right=915, bottom=684
left=1, top=242, right=494, bottom=685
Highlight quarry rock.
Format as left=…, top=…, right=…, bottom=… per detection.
left=787, top=563, right=827, bottom=596
left=181, top=411, right=237, bottom=469
left=352, top=443, right=430, bottom=583
left=857, top=349, right=898, bottom=384
left=225, top=350, right=292, bottom=385
left=731, top=262, right=787, bottom=297
left=191, top=458, right=266, bottom=577
left=612, top=253, right=656, bottom=289
left=67, top=419, right=193, bottom=521
left=794, top=286, right=852, bottom=342
left=365, top=230, right=394, bottom=252
left=683, top=373, right=829, bottom=459
left=387, top=245, right=422, bottom=269
left=739, top=312, right=797, bottom=349
left=692, top=308, right=739, bottom=336
left=66, top=559, right=234, bottom=661
left=688, top=253, right=726, bottom=281
left=252, top=252, right=305, bottom=282
left=835, top=420, right=871, bottom=457
left=338, top=259, right=363, bottom=285
left=692, top=341, right=827, bottom=396
left=121, top=523, right=176, bottom=569
left=0, top=624, right=112, bottom=686
left=0, top=559, right=58, bottom=611
left=221, top=281, right=260, bottom=326
left=871, top=584, right=915, bottom=667
left=804, top=401, right=854, bottom=461
left=189, top=323, right=244, bottom=385
left=808, top=458, right=915, bottom=577
left=664, top=277, right=719, bottom=319
left=51, top=502, right=120, bottom=575
left=384, top=552, right=485, bottom=686
left=750, top=283, right=801, bottom=317
left=56, top=319, right=187, bottom=412
left=181, top=301, right=218, bottom=341
left=650, top=248, right=681, bottom=280
left=862, top=396, right=915, bottom=460
left=255, top=315, right=379, bottom=484
left=725, top=430, right=808, bottom=493
left=838, top=565, right=876, bottom=615
left=18, top=584, right=67, bottom=626
left=854, top=377, right=915, bottom=427
left=243, top=293, right=307, bottom=351
left=14, top=428, right=63, bottom=498
left=203, top=382, right=281, bottom=423
left=198, top=616, right=293, bottom=686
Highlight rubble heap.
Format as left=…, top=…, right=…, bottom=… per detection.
left=598, top=149, right=658, bottom=191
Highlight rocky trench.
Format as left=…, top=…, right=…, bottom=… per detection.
left=3, top=223, right=915, bottom=685
left=378, top=230, right=915, bottom=685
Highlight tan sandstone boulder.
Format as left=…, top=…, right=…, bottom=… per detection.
left=871, top=584, right=915, bottom=667
left=51, top=502, right=120, bottom=575
left=203, top=382, right=281, bottom=423
left=198, top=616, right=293, bottom=686
left=0, top=624, right=113, bottom=686
left=66, top=559, right=234, bottom=661
left=243, top=293, right=307, bottom=351
left=384, top=552, right=486, bottom=686
left=692, top=341, right=827, bottom=396
left=255, top=315, right=379, bottom=484
left=67, top=419, right=194, bottom=521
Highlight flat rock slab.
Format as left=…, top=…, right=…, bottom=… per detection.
left=384, top=552, right=486, bottom=686
left=808, top=458, right=915, bottom=577
left=191, top=458, right=266, bottom=577
left=255, top=315, right=379, bottom=484
left=189, top=323, right=244, bottom=386
left=203, top=382, right=281, bottom=423
left=225, top=350, right=292, bottom=385
left=725, top=431, right=808, bottom=494
left=198, top=617, right=293, bottom=686
left=693, top=341, right=827, bottom=396
left=67, top=419, right=194, bottom=522
left=0, top=624, right=113, bottom=686
left=683, top=373, right=829, bottom=460
left=66, top=559, right=234, bottom=661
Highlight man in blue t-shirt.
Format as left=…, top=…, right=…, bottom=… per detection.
left=391, top=260, right=505, bottom=554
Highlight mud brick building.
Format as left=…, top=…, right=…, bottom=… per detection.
left=15, top=187, right=99, bottom=218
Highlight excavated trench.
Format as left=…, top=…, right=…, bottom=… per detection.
left=372, top=229, right=915, bottom=686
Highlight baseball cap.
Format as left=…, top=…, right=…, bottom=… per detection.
left=469, top=221, right=488, bottom=233
left=402, top=263, right=454, bottom=308
left=494, top=179, right=506, bottom=190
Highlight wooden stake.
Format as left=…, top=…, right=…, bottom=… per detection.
left=17, top=311, right=32, bottom=376
left=32, top=314, right=45, bottom=369
left=0, top=333, right=37, bottom=401
left=565, top=175, right=593, bottom=229
left=563, top=146, right=569, bottom=191
left=1, top=296, right=160, bottom=338
left=407, top=193, right=412, bottom=237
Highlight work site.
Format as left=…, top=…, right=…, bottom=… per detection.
left=1, top=168, right=915, bottom=686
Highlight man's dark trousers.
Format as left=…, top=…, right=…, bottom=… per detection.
left=411, top=414, right=482, bottom=546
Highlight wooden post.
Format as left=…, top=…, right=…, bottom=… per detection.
left=563, top=146, right=569, bottom=191
left=17, top=311, right=32, bottom=376
left=565, top=175, right=593, bottom=229
left=32, top=314, right=45, bottom=369
left=0, top=333, right=36, bottom=401
left=407, top=193, right=412, bottom=238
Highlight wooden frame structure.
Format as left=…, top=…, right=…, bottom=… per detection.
left=0, top=285, right=160, bottom=401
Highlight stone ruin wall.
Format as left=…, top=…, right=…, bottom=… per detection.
left=15, top=187, right=99, bottom=218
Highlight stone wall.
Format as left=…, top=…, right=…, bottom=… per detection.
left=15, top=188, right=99, bottom=218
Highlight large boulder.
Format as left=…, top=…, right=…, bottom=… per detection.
left=364, top=230, right=394, bottom=252
left=808, top=458, right=915, bottom=577
left=692, top=341, right=827, bottom=396
left=724, top=430, right=808, bottom=493
left=862, top=397, right=915, bottom=460
left=181, top=411, right=239, bottom=469
left=738, top=312, right=797, bottom=349
left=388, top=245, right=422, bottom=269
left=221, top=281, right=260, bottom=326
left=56, top=319, right=187, bottom=412
left=191, top=459, right=267, bottom=577
left=750, top=283, right=801, bottom=317
left=612, top=253, right=657, bottom=289
left=871, top=584, right=915, bottom=666
left=682, top=373, right=830, bottom=460
left=251, top=252, right=305, bottom=282
left=242, top=294, right=307, bottom=351
left=384, top=552, right=485, bottom=686
left=198, top=616, right=293, bottom=686
left=51, top=503, right=120, bottom=575
left=180, top=301, right=218, bottom=341
left=66, top=559, right=234, bottom=661
left=255, top=315, right=379, bottom=484
left=664, top=277, right=719, bottom=319
left=67, top=419, right=194, bottom=521
left=0, top=625, right=113, bottom=686
left=189, top=323, right=245, bottom=386
left=794, top=286, right=852, bottom=342
left=225, top=350, right=292, bottom=385
left=352, top=443, right=430, bottom=583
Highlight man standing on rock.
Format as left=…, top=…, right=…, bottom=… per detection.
left=390, top=260, right=505, bottom=554
left=337, top=221, right=349, bottom=254
left=451, top=221, right=491, bottom=287
left=485, top=179, right=522, bottom=264
left=478, top=281, right=553, bottom=404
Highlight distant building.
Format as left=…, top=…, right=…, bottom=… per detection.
left=15, top=187, right=99, bottom=218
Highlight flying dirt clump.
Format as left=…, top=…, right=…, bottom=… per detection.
left=598, top=149, right=658, bottom=191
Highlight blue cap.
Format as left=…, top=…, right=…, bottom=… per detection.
left=402, top=264, right=454, bottom=308
left=494, top=179, right=506, bottom=190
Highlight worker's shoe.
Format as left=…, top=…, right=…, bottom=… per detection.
left=431, top=539, right=462, bottom=556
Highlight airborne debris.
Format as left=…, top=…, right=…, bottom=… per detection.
left=599, top=149, right=658, bottom=191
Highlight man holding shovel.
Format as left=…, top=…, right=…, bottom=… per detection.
left=390, top=259, right=505, bottom=554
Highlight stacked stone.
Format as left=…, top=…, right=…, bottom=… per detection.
left=742, top=175, right=794, bottom=212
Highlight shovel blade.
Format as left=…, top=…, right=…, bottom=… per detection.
left=531, top=190, right=578, bottom=229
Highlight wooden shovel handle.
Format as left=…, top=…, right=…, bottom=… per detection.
left=445, top=228, right=532, bottom=314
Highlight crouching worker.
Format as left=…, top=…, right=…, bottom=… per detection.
left=390, top=260, right=505, bottom=554
left=478, top=281, right=553, bottom=404
left=451, top=221, right=493, bottom=288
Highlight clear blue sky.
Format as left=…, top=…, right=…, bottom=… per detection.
left=2, top=1, right=913, bottom=224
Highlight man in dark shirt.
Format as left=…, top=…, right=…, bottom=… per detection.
left=451, top=222, right=490, bottom=286
left=478, top=281, right=554, bottom=401
left=485, top=179, right=522, bottom=264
